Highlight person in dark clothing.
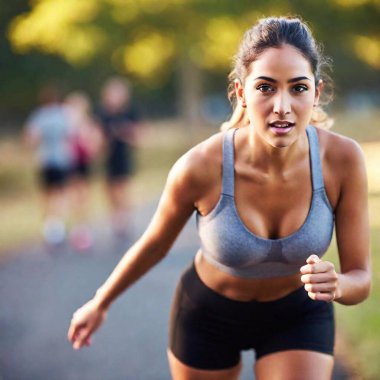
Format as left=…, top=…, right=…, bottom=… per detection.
left=96, top=77, right=140, bottom=237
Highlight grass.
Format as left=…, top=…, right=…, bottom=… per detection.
left=1, top=115, right=380, bottom=378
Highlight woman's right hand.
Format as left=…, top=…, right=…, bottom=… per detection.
left=67, top=298, right=108, bottom=350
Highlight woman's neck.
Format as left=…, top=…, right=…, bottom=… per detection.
left=241, top=126, right=309, bottom=175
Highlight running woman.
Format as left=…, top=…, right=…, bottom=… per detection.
left=68, top=16, right=371, bottom=380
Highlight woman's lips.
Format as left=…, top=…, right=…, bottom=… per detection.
left=268, top=122, right=295, bottom=135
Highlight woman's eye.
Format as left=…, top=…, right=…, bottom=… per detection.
left=293, top=85, right=308, bottom=93
left=256, top=84, right=275, bottom=93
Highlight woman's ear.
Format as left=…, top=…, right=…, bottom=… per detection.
left=314, top=79, right=324, bottom=106
left=234, top=79, right=245, bottom=106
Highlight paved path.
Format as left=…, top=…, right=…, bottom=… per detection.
left=0, top=199, right=350, bottom=380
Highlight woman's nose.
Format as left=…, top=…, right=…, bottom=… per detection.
left=273, top=92, right=291, bottom=116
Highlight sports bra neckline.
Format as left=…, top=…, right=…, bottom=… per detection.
left=198, top=125, right=327, bottom=243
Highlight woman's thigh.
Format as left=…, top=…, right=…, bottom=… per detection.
left=168, top=349, right=242, bottom=380
left=255, top=350, right=334, bottom=380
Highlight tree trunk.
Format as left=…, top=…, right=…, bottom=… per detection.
left=177, top=54, right=203, bottom=133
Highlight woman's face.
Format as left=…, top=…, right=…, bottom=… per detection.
left=236, top=44, right=322, bottom=148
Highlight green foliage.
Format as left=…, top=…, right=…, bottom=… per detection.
left=1, top=0, right=380, bottom=125
left=3, top=0, right=380, bottom=78
left=8, top=0, right=380, bottom=74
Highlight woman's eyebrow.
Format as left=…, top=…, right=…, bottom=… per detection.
left=254, top=76, right=311, bottom=83
left=288, top=76, right=311, bottom=83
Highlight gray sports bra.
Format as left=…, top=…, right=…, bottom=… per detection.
left=196, top=126, right=334, bottom=279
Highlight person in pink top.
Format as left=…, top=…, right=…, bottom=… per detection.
left=65, top=91, right=103, bottom=251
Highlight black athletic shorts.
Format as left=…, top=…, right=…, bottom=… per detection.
left=40, top=167, right=70, bottom=189
left=106, top=143, right=134, bottom=180
left=169, top=262, right=335, bottom=370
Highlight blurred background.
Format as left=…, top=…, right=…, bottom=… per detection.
left=0, top=0, right=379, bottom=379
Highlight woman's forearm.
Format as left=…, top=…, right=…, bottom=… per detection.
left=335, top=269, right=371, bottom=305
left=93, top=236, right=170, bottom=310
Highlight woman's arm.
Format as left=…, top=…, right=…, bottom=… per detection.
left=333, top=139, right=371, bottom=305
left=94, top=155, right=199, bottom=309
left=68, top=144, right=211, bottom=348
left=301, top=137, right=371, bottom=305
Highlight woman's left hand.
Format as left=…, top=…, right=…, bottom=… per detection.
left=300, top=255, right=342, bottom=302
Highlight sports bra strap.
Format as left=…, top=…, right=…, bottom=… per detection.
left=221, top=128, right=237, bottom=196
left=306, top=125, right=324, bottom=191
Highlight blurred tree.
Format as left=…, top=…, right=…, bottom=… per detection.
left=3, top=0, right=380, bottom=127
left=9, top=0, right=104, bottom=65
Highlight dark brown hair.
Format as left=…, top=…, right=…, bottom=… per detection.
left=223, top=16, right=333, bottom=131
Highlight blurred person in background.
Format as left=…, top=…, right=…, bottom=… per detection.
left=96, top=77, right=141, bottom=238
left=24, top=84, right=74, bottom=246
left=68, top=17, right=371, bottom=380
left=65, top=91, right=103, bottom=251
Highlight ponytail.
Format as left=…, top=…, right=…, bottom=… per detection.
left=220, top=102, right=249, bottom=131
left=310, top=105, right=334, bottom=130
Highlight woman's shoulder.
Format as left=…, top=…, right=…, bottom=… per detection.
left=168, top=131, right=224, bottom=190
left=316, top=127, right=365, bottom=165
left=174, top=130, right=224, bottom=173
left=316, top=127, right=366, bottom=184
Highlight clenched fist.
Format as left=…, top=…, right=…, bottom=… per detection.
left=300, top=255, right=342, bottom=302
